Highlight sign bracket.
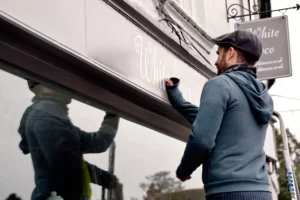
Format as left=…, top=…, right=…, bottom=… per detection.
left=226, top=1, right=300, bottom=22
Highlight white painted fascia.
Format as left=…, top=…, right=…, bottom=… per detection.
left=165, top=0, right=215, bottom=53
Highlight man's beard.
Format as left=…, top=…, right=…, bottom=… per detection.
left=217, top=62, right=227, bottom=75
left=216, top=56, right=227, bottom=75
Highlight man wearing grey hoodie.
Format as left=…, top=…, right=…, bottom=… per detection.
left=166, top=30, right=274, bottom=200
left=19, top=81, right=120, bottom=200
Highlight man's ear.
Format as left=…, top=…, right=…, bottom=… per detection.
left=227, top=47, right=235, bottom=60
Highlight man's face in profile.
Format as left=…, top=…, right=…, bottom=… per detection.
left=52, top=89, right=72, bottom=104
left=34, top=84, right=72, bottom=105
left=215, top=46, right=228, bottom=75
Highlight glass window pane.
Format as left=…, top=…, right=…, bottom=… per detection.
left=0, top=68, right=116, bottom=200
left=0, top=70, right=35, bottom=200
left=0, top=66, right=204, bottom=200
left=113, top=119, right=203, bottom=200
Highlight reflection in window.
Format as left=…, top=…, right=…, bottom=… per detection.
left=112, top=119, right=203, bottom=200
left=0, top=69, right=120, bottom=200
left=0, top=68, right=204, bottom=200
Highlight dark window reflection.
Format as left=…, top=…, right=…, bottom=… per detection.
left=18, top=80, right=120, bottom=200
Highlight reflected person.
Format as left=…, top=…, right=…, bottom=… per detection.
left=18, top=80, right=120, bottom=200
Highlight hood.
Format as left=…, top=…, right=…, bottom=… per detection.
left=225, top=71, right=273, bottom=124
left=18, top=95, right=69, bottom=154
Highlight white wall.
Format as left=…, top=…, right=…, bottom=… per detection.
left=0, top=0, right=86, bottom=54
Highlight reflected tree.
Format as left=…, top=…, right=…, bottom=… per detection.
left=140, top=171, right=184, bottom=199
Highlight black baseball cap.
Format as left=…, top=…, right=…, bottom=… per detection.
left=212, top=30, right=262, bottom=60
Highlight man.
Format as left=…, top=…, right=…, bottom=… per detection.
left=166, top=30, right=274, bottom=200
left=18, top=80, right=120, bottom=200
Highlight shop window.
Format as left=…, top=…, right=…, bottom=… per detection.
left=0, top=66, right=203, bottom=200
left=0, top=67, right=111, bottom=200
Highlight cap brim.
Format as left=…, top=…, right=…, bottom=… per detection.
left=212, top=33, right=231, bottom=44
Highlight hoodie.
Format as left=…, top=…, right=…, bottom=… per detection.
left=166, top=69, right=273, bottom=196
left=18, top=94, right=119, bottom=200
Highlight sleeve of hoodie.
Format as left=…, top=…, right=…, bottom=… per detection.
left=166, top=78, right=199, bottom=124
left=176, top=77, right=231, bottom=178
left=75, top=112, right=120, bottom=154
left=33, top=117, right=82, bottom=200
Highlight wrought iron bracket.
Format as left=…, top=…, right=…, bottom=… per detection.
left=226, top=1, right=300, bottom=22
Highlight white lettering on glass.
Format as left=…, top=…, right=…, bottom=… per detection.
left=135, top=34, right=193, bottom=100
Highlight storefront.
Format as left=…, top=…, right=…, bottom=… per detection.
left=0, top=0, right=279, bottom=199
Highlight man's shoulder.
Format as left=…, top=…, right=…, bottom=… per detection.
left=200, top=76, right=233, bottom=101
left=29, top=100, right=67, bottom=120
left=32, top=99, right=57, bottom=107
left=205, top=75, right=232, bottom=89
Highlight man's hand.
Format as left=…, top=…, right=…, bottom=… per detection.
left=165, top=79, right=174, bottom=86
left=107, top=175, right=119, bottom=190
left=176, top=173, right=191, bottom=182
